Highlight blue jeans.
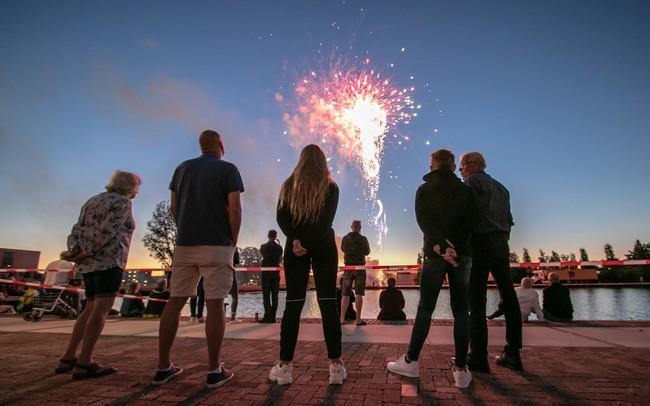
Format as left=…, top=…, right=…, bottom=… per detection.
left=407, top=256, right=471, bottom=367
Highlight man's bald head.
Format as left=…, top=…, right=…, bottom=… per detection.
left=199, top=130, right=223, bottom=156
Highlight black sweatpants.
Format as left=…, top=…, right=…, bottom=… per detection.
left=280, top=231, right=341, bottom=361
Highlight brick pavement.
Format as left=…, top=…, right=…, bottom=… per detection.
left=0, top=331, right=648, bottom=405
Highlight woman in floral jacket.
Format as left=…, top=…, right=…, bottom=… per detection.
left=55, top=170, right=141, bottom=379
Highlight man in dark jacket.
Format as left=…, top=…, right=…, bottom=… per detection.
left=461, top=151, right=522, bottom=372
left=259, top=229, right=283, bottom=323
left=543, top=272, right=573, bottom=321
left=340, top=220, right=371, bottom=325
left=387, top=149, right=479, bottom=389
left=378, top=277, right=406, bottom=321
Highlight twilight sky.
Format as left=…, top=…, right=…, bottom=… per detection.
left=1, top=0, right=649, bottom=268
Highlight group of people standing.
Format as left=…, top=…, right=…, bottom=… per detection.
left=53, top=129, right=526, bottom=390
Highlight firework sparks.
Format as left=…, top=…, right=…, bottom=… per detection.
left=282, top=58, right=416, bottom=245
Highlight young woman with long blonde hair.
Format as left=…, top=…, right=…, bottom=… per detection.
left=269, top=144, right=346, bottom=385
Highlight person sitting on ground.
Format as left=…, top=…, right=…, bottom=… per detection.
left=143, top=278, right=170, bottom=318
left=543, top=272, right=573, bottom=322
left=44, top=253, right=75, bottom=286
left=488, top=277, right=544, bottom=322
left=336, top=278, right=356, bottom=322
left=120, top=281, right=145, bottom=317
left=0, top=292, right=16, bottom=314
left=377, top=277, right=406, bottom=321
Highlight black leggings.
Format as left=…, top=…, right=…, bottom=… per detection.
left=280, top=236, right=341, bottom=361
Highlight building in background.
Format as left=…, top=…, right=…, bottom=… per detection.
left=0, top=248, right=40, bottom=269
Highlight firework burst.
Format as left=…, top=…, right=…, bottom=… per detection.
left=282, top=58, right=416, bottom=244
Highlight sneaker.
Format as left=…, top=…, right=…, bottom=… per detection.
left=206, top=365, right=234, bottom=388
left=387, top=354, right=419, bottom=378
left=495, top=351, right=523, bottom=371
left=268, top=361, right=293, bottom=385
left=229, top=317, right=242, bottom=324
left=452, top=366, right=472, bottom=388
left=197, top=317, right=205, bottom=323
left=190, top=317, right=198, bottom=323
left=329, top=362, right=347, bottom=385
left=152, top=365, right=184, bottom=385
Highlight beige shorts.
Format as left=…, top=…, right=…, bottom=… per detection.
left=170, top=245, right=235, bottom=299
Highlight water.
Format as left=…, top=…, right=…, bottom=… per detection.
left=116, top=286, right=650, bottom=320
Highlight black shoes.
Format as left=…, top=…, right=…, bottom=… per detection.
left=495, top=351, right=524, bottom=371
left=152, top=365, right=184, bottom=385
left=207, top=366, right=234, bottom=388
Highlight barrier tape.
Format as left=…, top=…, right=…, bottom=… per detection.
left=0, top=278, right=170, bottom=303
left=1, top=259, right=649, bottom=275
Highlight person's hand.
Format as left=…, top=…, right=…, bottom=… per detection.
left=293, top=240, right=308, bottom=257
left=433, top=239, right=458, bottom=267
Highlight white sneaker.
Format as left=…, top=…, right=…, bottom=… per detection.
left=190, top=317, right=198, bottom=323
left=387, top=354, right=419, bottom=378
left=197, top=317, right=205, bottom=323
left=269, top=361, right=293, bottom=385
left=329, top=362, right=347, bottom=385
left=229, top=317, right=242, bottom=324
left=452, top=366, right=472, bottom=388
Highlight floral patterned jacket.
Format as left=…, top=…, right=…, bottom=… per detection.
left=67, top=191, right=135, bottom=273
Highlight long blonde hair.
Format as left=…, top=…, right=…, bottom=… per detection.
left=279, top=144, right=333, bottom=225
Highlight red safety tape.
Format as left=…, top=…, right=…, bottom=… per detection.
left=0, top=278, right=169, bottom=303
left=2, top=259, right=649, bottom=275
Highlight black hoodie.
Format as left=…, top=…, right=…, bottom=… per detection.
left=415, top=170, right=479, bottom=258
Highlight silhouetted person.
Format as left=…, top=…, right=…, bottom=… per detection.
left=461, top=151, right=522, bottom=372
left=144, top=278, right=170, bottom=318
left=260, top=230, right=283, bottom=323
left=378, top=278, right=406, bottom=321
left=387, top=149, right=478, bottom=389
left=543, top=272, right=573, bottom=322
left=336, top=278, right=356, bottom=322
left=270, top=144, right=345, bottom=386
left=154, top=129, right=243, bottom=388
left=228, top=250, right=240, bottom=323
left=189, top=278, right=205, bottom=322
left=340, top=220, right=371, bottom=326
left=120, top=281, right=144, bottom=317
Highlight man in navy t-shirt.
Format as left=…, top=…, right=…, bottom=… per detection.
left=153, top=130, right=244, bottom=389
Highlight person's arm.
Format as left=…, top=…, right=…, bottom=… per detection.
left=379, top=291, right=385, bottom=308
left=341, top=235, right=349, bottom=254
left=310, top=183, right=339, bottom=240
left=170, top=191, right=178, bottom=222
left=227, top=191, right=242, bottom=246
left=277, top=199, right=297, bottom=240
left=362, top=236, right=371, bottom=256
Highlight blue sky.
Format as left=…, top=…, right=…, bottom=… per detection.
left=1, top=0, right=649, bottom=268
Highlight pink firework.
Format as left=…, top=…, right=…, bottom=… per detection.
left=282, top=58, right=416, bottom=202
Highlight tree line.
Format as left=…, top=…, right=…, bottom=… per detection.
left=509, top=241, right=650, bottom=264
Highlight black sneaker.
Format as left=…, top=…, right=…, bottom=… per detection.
left=152, top=365, right=184, bottom=385
left=207, top=366, right=234, bottom=388
left=467, top=354, right=491, bottom=373
left=495, top=352, right=523, bottom=371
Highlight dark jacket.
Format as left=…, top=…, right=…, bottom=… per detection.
left=144, top=288, right=170, bottom=316
left=378, top=287, right=406, bottom=321
left=277, top=183, right=339, bottom=252
left=415, top=170, right=479, bottom=258
left=341, top=232, right=370, bottom=265
left=465, top=171, right=513, bottom=235
left=260, top=241, right=283, bottom=267
left=120, top=295, right=144, bottom=317
left=543, top=283, right=573, bottom=320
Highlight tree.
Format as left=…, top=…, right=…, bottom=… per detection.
left=626, top=239, right=650, bottom=260
left=522, top=248, right=531, bottom=263
left=604, top=243, right=617, bottom=261
left=509, top=252, right=520, bottom=263
left=239, top=247, right=262, bottom=266
left=549, top=251, right=561, bottom=262
left=579, top=248, right=589, bottom=262
left=569, top=253, right=577, bottom=262
left=538, top=250, right=548, bottom=262
left=416, top=252, right=423, bottom=266
left=560, top=253, right=570, bottom=261
left=142, top=201, right=176, bottom=267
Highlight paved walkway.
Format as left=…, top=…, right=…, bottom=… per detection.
left=0, top=317, right=648, bottom=405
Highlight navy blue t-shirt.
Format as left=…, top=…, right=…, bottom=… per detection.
left=169, top=155, right=244, bottom=246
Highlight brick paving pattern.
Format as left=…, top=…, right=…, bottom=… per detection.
left=0, top=331, right=648, bottom=405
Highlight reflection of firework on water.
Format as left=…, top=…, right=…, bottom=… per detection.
left=281, top=58, right=416, bottom=244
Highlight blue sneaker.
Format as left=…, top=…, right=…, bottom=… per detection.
left=207, top=365, right=234, bottom=388
left=152, top=365, right=183, bottom=385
